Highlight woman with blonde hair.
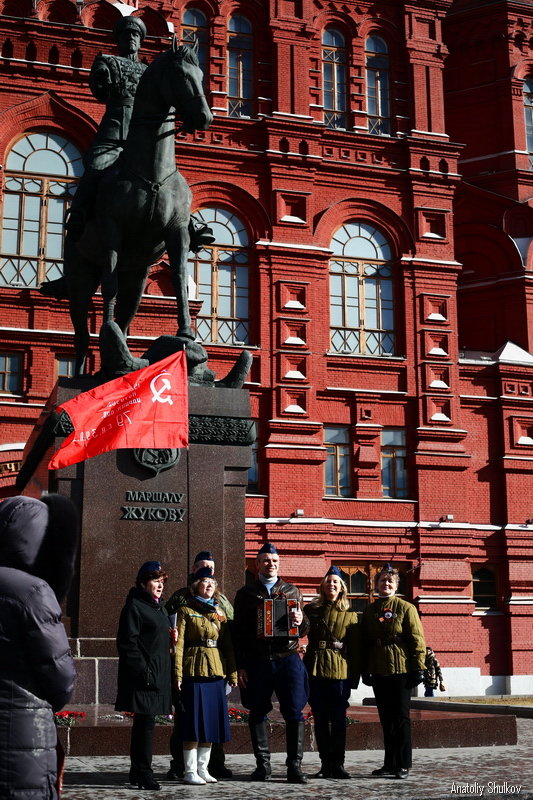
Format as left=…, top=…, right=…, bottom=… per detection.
left=174, top=566, right=237, bottom=785
left=303, top=566, right=360, bottom=779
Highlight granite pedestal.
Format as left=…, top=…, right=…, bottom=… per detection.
left=20, top=378, right=252, bottom=704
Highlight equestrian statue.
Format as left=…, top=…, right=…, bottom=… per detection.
left=41, top=17, right=250, bottom=387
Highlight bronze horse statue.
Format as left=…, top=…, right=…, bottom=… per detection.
left=62, top=38, right=213, bottom=375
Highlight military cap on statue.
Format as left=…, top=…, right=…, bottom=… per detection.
left=257, top=542, right=278, bottom=556
left=194, top=566, right=215, bottom=581
left=194, top=550, right=214, bottom=563
left=325, top=565, right=342, bottom=578
left=114, top=15, right=147, bottom=41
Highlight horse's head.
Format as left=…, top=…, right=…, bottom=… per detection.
left=162, top=38, right=213, bottom=133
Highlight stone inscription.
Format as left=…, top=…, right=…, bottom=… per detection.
left=121, top=490, right=186, bottom=523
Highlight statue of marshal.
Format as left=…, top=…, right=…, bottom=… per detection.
left=65, top=16, right=148, bottom=240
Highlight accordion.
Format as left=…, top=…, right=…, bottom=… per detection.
left=257, top=598, right=299, bottom=638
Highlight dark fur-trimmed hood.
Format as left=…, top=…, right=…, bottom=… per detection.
left=0, top=494, right=79, bottom=601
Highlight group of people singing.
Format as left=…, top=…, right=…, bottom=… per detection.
left=115, top=544, right=427, bottom=790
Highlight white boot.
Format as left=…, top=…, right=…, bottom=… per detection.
left=197, top=746, right=217, bottom=783
left=183, top=748, right=206, bottom=785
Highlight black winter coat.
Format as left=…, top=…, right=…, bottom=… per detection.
left=115, top=587, right=172, bottom=715
left=0, top=494, right=78, bottom=800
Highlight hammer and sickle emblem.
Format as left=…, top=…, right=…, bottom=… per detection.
left=150, top=371, right=174, bottom=405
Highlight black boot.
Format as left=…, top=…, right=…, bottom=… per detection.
left=188, top=218, right=216, bottom=253
left=249, top=720, right=271, bottom=781
left=329, top=722, right=350, bottom=779
left=208, top=741, right=232, bottom=779
left=286, top=720, right=308, bottom=784
left=312, top=714, right=331, bottom=778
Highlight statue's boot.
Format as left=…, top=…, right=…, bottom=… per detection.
left=188, top=218, right=215, bottom=253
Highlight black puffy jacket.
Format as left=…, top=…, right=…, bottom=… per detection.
left=115, top=587, right=172, bottom=716
left=0, top=495, right=78, bottom=800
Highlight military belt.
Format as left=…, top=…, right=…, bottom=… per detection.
left=187, top=639, right=218, bottom=648
left=374, top=634, right=403, bottom=647
left=271, top=650, right=298, bottom=661
left=317, top=640, right=344, bottom=650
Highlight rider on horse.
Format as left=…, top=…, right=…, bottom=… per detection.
left=65, top=15, right=148, bottom=242
left=42, top=16, right=213, bottom=301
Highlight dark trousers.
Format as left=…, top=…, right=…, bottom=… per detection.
left=242, top=653, right=309, bottom=723
left=130, top=713, right=156, bottom=778
left=372, top=674, right=412, bottom=770
left=309, top=677, right=351, bottom=766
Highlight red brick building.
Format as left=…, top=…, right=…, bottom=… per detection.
left=0, top=0, right=532, bottom=695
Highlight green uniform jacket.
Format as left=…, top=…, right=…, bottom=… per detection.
left=303, top=602, right=361, bottom=686
left=362, top=595, right=426, bottom=676
left=166, top=584, right=234, bottom=621
left=175, top=599, right=237, bottom=684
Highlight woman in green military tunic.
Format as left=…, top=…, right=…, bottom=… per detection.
left=174, top=567, right=237, bottom=785
left=303, top=566, right=360, bottom=779
left=361, top=564, right=426, bottom=780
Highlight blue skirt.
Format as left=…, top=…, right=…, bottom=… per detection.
left=179, top=677, right=230, bottom=743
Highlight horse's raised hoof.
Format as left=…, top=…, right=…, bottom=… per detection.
left=39, top=276, right=69, bottom=301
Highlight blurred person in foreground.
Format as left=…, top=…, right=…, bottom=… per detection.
left=0, top=494, right=79, bottom=799
left=303, top=565, right=361, bottom=779
left=361, top=563, right=426, bottom=780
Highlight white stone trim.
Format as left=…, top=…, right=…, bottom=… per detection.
left=255, top=240, right=332, bottom=252
left=417, top=596, right=476, bottom=604
left=246, top=517, right=419, bottom=527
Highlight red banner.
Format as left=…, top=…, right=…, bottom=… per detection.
left=48, top=351, right=188, bottom=470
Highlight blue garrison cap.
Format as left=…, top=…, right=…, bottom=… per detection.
left=257, top=542, right=278, bottom=556
left=325, top=565, right=342, bottom=578
left=194, top=550, right=214, bottom=564
left=195, top=566, right=215, bottom=581
left=136, top=561, right=162, bottom=582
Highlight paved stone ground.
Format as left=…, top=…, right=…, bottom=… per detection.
left=62, top=719, right=533, bottom=800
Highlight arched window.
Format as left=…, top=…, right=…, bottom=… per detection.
left=322, top=28, right=348, bottom=129
left=228, top=15, right=253, bottom=117
left=182, top=7, right=209, bottom=86
left=524, top=77, right=533, bottom=165
left=365, top=35, right=390, bottom=135
left=187, top=207, right=249, bottom=345
left=329, top=221, right=395, bottom=356
left=0, top=132, right=83, bottom=288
